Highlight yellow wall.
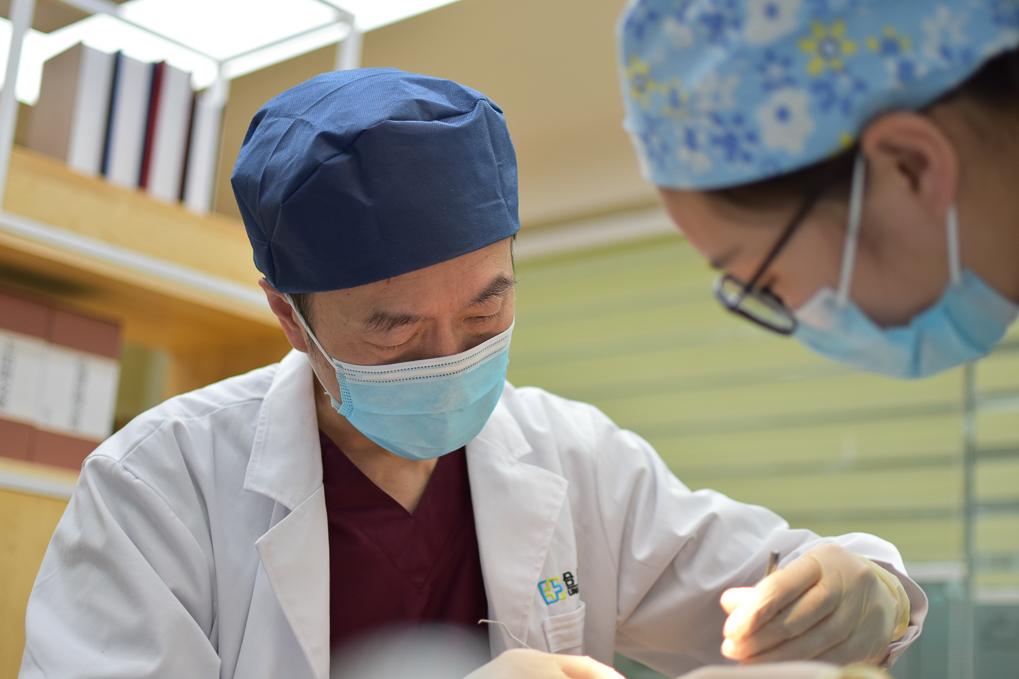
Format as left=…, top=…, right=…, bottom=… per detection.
left=212, top=0, right=654, bottom=229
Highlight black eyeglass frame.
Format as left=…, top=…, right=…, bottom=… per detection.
left=713, top=180, right=833, bottom=336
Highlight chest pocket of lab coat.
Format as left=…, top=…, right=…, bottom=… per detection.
left=542, top=600, right=586, bottom=655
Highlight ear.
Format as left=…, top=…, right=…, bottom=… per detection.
left=259, top=279, right=311, bottom=353
left=859, top=111, right=960, bottom=222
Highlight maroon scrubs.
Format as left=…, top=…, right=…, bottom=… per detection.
left=320, top=431, right=489, bottom=653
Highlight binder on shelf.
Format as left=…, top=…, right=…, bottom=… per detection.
left=178, top=92, right=198, bottom=202
left=182, top=87, right=225, bottom=213
left=30, top=42, right=219, bottom=210
left=34, top=308, right=122, bottom=470
left=0, top=292, right=48, bottom=462
left=138, top=60, right=164, bottom=190
left=99, top=50, right=120, bottom=178
left=101, top=51, right=153, bottom=189
left=26, top=42, right=116, bottom=176
left=143, top=62, right=194, bottom=203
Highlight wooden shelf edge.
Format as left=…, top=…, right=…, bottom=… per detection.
left=0, top=207, right=274, bottom=326
left=0, top=457, right=76, bottom=499
left=6, top=146, right=264, bottom=291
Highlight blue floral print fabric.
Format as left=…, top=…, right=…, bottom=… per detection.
left=619, top=0, right=1019, bottom=189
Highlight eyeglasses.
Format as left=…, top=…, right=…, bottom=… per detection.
left=713, top=181, right=831, bottom=336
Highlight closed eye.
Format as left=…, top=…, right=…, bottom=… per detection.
left=370, top=334, right=415, bottom=351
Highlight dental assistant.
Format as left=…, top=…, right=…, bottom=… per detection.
left=618, top=0, right=1019, bottom=665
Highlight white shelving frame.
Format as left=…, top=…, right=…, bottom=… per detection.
left=0, top=0, right=360, bottom=497
left=0, top=0, right=361, bottom=315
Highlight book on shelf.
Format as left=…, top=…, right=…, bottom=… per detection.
left=138, top=60, right=164, bottom=191
left=27, top=42, right=218, bottom=213
left=182, top=87, right=225, bottom=213
left=143, top=62, right=194, bottom=203
left=101, top=50, right=152, bottom=189
left=0, top=292, right=48, bottom=461
left=34, top=306, right=122, bottom=469
left=0, top=290, right=122, bottom=470
left=27, top=42, right=115, bottom=177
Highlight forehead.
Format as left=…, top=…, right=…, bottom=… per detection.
left=316, top=239, right=514, bottom=310
left=659, top=188, right=785, bottom=237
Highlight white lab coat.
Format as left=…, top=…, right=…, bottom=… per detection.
left=20, top=350, right=927, bottom=679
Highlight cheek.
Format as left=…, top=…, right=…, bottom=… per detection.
left=309, top=351, right=340, bottom=393
left=669, top=212, right=724, bottom=256
left=766, top=228, right=845, bottom=310
left=849, top=232, right=950, bottom=326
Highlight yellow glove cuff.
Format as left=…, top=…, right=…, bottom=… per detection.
left=867, top=561, right=911, bottom=642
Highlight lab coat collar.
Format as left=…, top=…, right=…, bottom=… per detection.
left=467, top=391, right=569, bottom=652
left=471, top=386, right=533, bottom=462
left=245, top=350, right=323, bottom=510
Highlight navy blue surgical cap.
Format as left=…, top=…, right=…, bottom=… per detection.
left=231, top=68, right=520, bottom=293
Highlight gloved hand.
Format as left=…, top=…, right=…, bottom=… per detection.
left=465, top=649, right=625, bottom=679
left=678, top=662, right=892, bottom=679
left=719, top=543, right=911, bottom=665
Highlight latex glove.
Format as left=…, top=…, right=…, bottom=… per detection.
left=678, top=661, right=839, bottom=679
left=720, top=544, right=911, bottom=665
left=678, top=663, right=892, bottom=679
left=465, top=649, right=625, bottom=679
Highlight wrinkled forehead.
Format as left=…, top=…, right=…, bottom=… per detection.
left=311, top=238, right=516, bottom=319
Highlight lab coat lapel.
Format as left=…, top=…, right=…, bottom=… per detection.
left=244, top=350, right=330, bottom=679
left=255, top=489, right=330, bottom=679
left=467, top=399, right=568, bottom=654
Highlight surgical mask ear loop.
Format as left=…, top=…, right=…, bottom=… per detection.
left=477, top=619, right=533, bottom=650
left=284, top=293, right=345, bottom=402
left=836, top=153, right=868, bottom=306
left=946, top=205, right=962, bottom=286
left=284, top=293, right=335, bottom=363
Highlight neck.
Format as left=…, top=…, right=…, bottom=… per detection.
left=313, top=380, right=438, bottom=513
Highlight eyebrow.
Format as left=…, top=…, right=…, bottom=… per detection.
left=360, top=274, right=516, bottom=334
left=469, top=274, right=516, bottom=307
left=709, top=246, right=742, bottom=271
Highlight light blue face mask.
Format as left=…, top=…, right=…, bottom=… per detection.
left=793, top=155, right=1018, bottom=379
left=289, top=298, right=513, bottom=461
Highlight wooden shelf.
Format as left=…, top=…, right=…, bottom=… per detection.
left=0, top=0, right=127, bottom=33
left=0, top=146, right=291, bottom=393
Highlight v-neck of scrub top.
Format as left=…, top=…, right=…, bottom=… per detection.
left=319, top=430, right=488, bottom=653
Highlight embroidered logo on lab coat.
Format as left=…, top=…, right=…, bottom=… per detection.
left=538, top=571, right=579, bottom=605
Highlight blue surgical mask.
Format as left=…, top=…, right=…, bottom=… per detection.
left=289, top=299, right=513, bottom=460
left=793, top=155, right=1018, bottom=379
